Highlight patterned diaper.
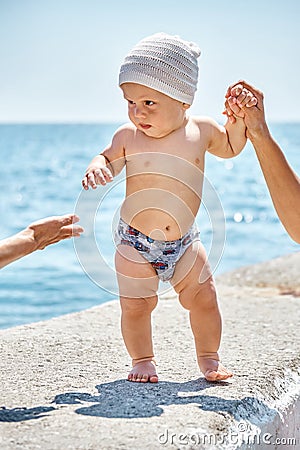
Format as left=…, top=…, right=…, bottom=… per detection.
left=114, top=218, right=199, bottom=282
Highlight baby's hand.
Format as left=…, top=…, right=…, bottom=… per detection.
left=224, top=84, right=257, bottom=123
left=82, top=157, right=113, bottom=190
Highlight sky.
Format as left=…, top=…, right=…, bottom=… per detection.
left=0, top=0, right=300, bottom=123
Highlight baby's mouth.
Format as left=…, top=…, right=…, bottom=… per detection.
left=139, top=123, right=151, bottom=130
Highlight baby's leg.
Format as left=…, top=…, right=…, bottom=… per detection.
left=172, top=241, right=233, bottom=381
left=115, top=244, right=159, bottom=383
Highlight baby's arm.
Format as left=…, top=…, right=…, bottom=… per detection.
left=82, top=125, right=128, bottom=190
left=200, top=116, right=246, bottom=159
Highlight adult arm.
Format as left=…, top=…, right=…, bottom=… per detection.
left=225, top=81, right=300, bottom=243
left=0, top=214, right=84, bottom=269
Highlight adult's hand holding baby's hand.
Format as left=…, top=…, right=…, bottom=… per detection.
left=224, top=83, right=258, bottom=123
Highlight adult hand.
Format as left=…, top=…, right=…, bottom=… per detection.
left=224, top=80, right=269, bottom=141
left=0, top=214, right=84, bottom=269
left=27, top=214, right=84, bottom=250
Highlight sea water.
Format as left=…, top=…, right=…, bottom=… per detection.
left=0, top=123, right=299, bottom=329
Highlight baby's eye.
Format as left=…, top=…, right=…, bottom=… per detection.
left=145, top=100, right=155, bottom=106
left=127, top=100, right=135, bottom=105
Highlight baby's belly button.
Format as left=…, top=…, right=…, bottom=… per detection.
left=146, top=221, right=182, bottom=240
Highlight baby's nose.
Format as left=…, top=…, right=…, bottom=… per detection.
left=134, top=106, right=146, bottom=118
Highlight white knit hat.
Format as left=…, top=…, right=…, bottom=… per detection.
left=119, top=33, right=201, bottom=105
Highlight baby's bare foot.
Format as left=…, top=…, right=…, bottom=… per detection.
left=128, top=360, right=158, bottom=383
left=198, top=355, right=233, bottom=382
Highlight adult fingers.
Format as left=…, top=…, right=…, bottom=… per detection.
left=237, top=90, right=256, bottom=108
left=58, top=213, right=80, bottom=226
left=61, top=224, right=84, bottom=237
left=227, top=80, right=264, bottom=102
left=245, top=97, right=258, bottom=108
left=225, top=81, right=244, bottom=98
left=236, top=81, right=264, bottom=100
left=72, top=225, right=84, bottom=237
left=230, top=84, right=244, bottom=98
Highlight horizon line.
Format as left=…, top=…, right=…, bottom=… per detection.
left=0, top=119, right=300, bottom=125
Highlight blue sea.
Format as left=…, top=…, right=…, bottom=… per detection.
left=0, top=123, right=299, bottom=329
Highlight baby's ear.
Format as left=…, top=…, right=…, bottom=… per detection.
left=182, top=103, right=190, bottom=110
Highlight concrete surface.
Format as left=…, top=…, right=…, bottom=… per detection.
left=0, top=253, right=300, bottom=449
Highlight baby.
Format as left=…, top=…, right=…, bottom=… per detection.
left=82, top=33, right=256, bottom=383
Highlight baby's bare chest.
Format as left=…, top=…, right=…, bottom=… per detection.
left=124, top=125, right=206, bottom=193
left=125, top=153, right=204, bottom=199
left=125, top=138, right=205, bottom=177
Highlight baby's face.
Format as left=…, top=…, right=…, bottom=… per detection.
left=120, top=83, right=189, bottom=138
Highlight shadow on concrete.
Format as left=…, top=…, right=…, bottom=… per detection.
left=0, top=379, right=278, bottom=424
left=53, top=378, right=278, bottom=424
left=0, top=406, right=55, bottom=422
